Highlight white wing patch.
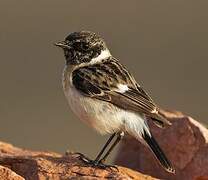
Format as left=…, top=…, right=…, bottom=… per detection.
left=116, top=84, right=129, bottom=93
left=151, top=108, right=158, bottom=113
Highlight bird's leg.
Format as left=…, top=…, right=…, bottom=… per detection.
left=78, top=133, right=116, bottom=165
left=77, top=132, right=123, bottom=171
left=99, top=132, right=124, bottom=164
left=94, top=133, right=116, bottom=163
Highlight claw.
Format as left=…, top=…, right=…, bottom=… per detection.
left=98, top=161, right=119, bottom=172
left=107, top=165, right=119, bottom=172
left=72, top=152, right=119, bottom=171
left=72, top=152, right=92, bottom=163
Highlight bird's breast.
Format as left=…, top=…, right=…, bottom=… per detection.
left=62, top=69, right=124, bottom=134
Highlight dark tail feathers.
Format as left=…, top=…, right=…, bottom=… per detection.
left=142, top=131, right=175, bottom=174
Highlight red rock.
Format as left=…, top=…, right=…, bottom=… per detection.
left=0, top=141, right=156, bottom=180
left=115, top=110, right=208, bottom=180
left=0, top=165, right=24, bottom=180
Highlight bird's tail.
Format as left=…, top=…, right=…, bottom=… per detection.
left=142, top=130, right=175, bottom=174
left=124, top=113, right=175, bottom=173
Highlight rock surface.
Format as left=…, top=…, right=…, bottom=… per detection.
left=115, top=110, right=208, bottom=180
left=1, top=110, right=208, bottom=179
left=0, top=141, right=156, bottom=180
left=0, top=165, right=24, bottom=180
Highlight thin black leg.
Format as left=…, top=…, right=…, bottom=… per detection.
left=76, top=132, right=122, bottom=170
left=94, top=133, right=116, bottom=162
left=99, top=132, right=124, bottom=163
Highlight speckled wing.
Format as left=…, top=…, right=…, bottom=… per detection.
left=72, top=57, right=171, bottom=127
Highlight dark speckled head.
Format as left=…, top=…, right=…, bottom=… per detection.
left=55, top=31, right=108, bottom=65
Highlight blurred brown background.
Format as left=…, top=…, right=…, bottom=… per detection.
left=0, top=0, right=207, bottom=162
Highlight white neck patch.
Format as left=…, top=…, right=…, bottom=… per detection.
left=90, top=49, right=111, bottom=64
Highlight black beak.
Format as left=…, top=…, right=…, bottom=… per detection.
left=54, top=41, right=70, bottom=49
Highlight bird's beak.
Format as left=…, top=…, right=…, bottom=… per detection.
left=54, top=41, right=70, bottom=49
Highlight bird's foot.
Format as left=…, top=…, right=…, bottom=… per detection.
left=97, top=160, right=119, bottom=171
left=72, top=152, right=118, bottom=171
left=89, top=159, right=118, bottom=172
left=73, top=152, right=93, bottom=163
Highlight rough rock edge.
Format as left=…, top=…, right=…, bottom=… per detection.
left=0, top=165, right=24, bottom=180
left=0, top=141, right=156, bottom=180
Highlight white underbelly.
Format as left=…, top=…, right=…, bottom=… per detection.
left=64, top=85, right=124, bottom=134
left=62, top=66, right=150, bottom=138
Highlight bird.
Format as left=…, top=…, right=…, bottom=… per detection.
left=55, top=31, right=175, bottom=173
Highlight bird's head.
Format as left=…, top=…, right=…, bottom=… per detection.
left=55, top=31, right=111, bottom=65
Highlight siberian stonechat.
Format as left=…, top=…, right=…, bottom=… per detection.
left=55, top=31, right=175, bottom=173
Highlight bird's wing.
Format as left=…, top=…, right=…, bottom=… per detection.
left=72, top=57, right=171, bottom=127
